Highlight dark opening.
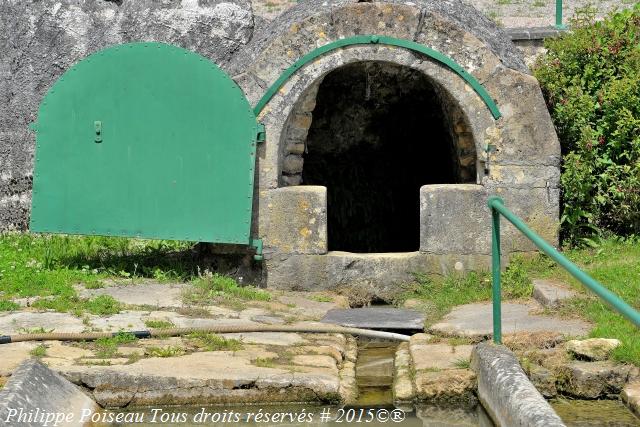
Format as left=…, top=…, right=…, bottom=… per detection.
left=302, top=62, right=459, bottom=253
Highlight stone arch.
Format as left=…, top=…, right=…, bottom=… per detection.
left=278, top=57, right=481, bottom=188
left=280, top=59, right=480, bottom=252
left=230, top=0, right=561, bottom=290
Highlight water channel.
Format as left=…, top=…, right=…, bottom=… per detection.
left=97, top=340, right=638, bottom=426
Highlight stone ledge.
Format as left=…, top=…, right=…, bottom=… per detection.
left=505, top=26, right=567, bottom=41
left=471, top=342, right=566, bottom=427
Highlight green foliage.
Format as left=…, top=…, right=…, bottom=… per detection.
left=32, top=295, right=122, bottom=316
left=453, top=358, right=471, bottom=369
left=30, top=344, right=47, bottom=358
left=403, top=261, right=533, bottom=325
left=534, top=5, right=640, bottom=244
left=144, top=319, right=175, bottom=329
left=184, top=274, right=271, bottom=305
left=310, top=294, right=333, bottom=303
left=84, top=295, right=122, bottom=315
left=187, top=332, right=243, bottom=352
left=145, top=346, right=185, bottom=358
left=94, top=332, right=138, bottom=358
left=0, top=233, right=197, bottom=299
left=0, top=300, right=19, bottom=312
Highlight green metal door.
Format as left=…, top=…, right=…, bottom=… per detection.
left=30, top=42, right=259, bottom=245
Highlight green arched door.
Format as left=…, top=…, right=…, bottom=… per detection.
left=30, top=43, right=259, bottom=247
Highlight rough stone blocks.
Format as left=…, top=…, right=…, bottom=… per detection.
left=262, top=186, right=327, bottom=255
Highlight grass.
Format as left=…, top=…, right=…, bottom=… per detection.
left=32, top=295, right=122, bottom=316
left=0, top=300, right=19, bottom=312
left=183, top=274, right=271, bottom=306
left=144, top=319, right=175, bottom=329
left=186, top=332, right=243, bottom=352
left=510, top=237, right=640, bottom=366
left=145, top=346, right=185, bottom=358
left=398, top=258, right=533, bottom=325
left=0, top=233, right=263, bottom=316
left=94, top=332, right=138, bottom=358
left=30, top=344, right=47, bottom=357
left=0, top=232, right=196, bottom=300
left=254, top=357, right=276, bottom=368
left=310, top=294, right=333, bottom=303
left=453, top=358, right=471, bottom=369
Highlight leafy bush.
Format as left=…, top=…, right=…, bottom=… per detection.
left=534, top=5, right=640, bottom=244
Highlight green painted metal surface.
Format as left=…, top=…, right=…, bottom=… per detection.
left=555, top=0, right=566, bottom=29
left=253, top=35, right=502, bottom=120
left=31, top=42, right=259, bottom=244
left=488, top=197, right=640, bottom=345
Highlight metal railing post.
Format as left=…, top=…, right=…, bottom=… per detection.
left=556, top=0, right=566, bottom=29
left=490, top=197, right=503, bottom=344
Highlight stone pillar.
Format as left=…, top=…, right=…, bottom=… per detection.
left=261, top=186, right=327, bottom=255
left=420, top=184, right=490, bottom=255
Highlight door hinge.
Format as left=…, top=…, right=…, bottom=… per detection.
left=256, top=123, right=266, bottom=144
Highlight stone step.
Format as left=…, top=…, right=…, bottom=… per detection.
left=532, top=278, right=577, bottom=308
left=429, top=302, right=590, bottom=339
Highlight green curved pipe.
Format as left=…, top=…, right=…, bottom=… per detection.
left=253, top=35, right=502, bottom=120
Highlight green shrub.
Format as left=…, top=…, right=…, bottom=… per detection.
left=534, top=5, right=640, bottom=244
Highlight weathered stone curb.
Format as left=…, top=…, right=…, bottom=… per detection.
left=392, top=342, right=415, bottom=402
left=338, top=335, right=358, bottom=404
left=471, top=342, right=566, bottom=427
left=505, top=26, right=566, bottom=41
left=0, top=359, right=98, bottom=427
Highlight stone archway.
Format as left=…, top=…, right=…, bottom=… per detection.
left=230, top=0, right=561, bottom=293
left=281, top=61, right=477, bottom=253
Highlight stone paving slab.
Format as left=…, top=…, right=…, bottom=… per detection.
left=411, top=343, right=474, bottom=371
left=429, top=302, right=590, bottom=339
left=77, top=282, right=187, bottom=308
left=54, top=343, right=344, bottom=407
left=0, top=342, right=37, bottom=376
left=0, top=312, right=86, bottom=335
left=88, top=311, right=149, bottom=331
left=278, top=292, right=349, bottom=319
left=321, top=308, right=425, bottom=330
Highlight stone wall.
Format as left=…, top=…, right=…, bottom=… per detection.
left=0, top=0, right=254, bottom=230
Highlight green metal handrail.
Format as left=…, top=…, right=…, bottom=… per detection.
left=488, top=196, right=640, bottom=344
left=556, top=0, right=566, bottom=29
left=253, top=35, right=502, bottom=120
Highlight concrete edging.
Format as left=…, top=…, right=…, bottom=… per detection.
left=0, top=359, right=98, bottom=426
left=471, top=342, right=566, bottom=427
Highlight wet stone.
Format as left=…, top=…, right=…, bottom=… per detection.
left=321, top=308, right=425, bottom=330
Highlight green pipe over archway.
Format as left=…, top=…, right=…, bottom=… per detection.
left=253, top=35, right=502, bottom=120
